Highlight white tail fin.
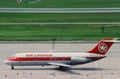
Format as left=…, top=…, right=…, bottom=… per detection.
left=88, top=38, right=119, bottom=55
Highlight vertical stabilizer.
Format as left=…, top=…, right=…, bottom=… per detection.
left=87, top=38, right=117, bottom=55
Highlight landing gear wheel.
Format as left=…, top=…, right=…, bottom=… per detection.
left=11, top=66, right=14, bottom=70
left=59, top=66, right=64, bottom=70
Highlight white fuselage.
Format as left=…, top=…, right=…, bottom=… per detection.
left=4, top=52, right=106, bottom=66
left=4, top=38, right=118, bottom=69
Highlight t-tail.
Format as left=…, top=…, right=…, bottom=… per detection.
left=88, top=38, right=119, bottom=55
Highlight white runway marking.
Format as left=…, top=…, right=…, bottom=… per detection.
left=28, top=0, right=43, bottom=4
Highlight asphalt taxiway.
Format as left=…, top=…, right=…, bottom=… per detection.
left=0, top=41, right=120, bottom=79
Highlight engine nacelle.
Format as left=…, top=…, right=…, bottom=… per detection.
left=71, top=57, right=91, bottom=65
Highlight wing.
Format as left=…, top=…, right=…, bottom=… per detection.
left=48, top=62, right=71, bottom=67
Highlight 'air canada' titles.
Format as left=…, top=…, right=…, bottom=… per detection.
left=26, top=54, right=52, bottom=57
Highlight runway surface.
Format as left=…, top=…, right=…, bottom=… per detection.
left=0, top=42, right=120, bottom=79
left=0, top=8, right=120, bottom=13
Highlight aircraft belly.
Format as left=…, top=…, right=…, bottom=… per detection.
left=7, top=61, right=48, bottom=66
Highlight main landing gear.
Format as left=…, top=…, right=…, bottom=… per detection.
left=59, top=66, right=65, bottom=70
left=59, top=66, right=70, bottom=70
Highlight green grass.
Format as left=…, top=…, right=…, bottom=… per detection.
left=0, top=26, right=119, bottom=41
left=0, top=0, right=120, bottom=8
left=0, top=12, right=120, bottom=41
left=0, top=13, right=120, bottom=22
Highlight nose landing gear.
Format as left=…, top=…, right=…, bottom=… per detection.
left=11, top=66, right=14, bottom=70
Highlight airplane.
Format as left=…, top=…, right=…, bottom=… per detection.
left=4, top=38, right=119, bottom=70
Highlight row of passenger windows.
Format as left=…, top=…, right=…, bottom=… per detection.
left=16, top=57, right=70, bottom=61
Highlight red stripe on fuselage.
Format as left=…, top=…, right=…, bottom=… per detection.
left=8, top=57, right=71, bottom=61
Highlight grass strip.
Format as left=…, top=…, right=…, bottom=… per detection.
left=0, top=0, right=120, bottom=8
left=0, top=13, right=120, bottom=23
left=0, top=25, right=119, bottom=41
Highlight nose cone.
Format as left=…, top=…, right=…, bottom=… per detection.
left=4, top=58, right=14, bottom=65
left=4, top=60, right=9, bottom=65
left=4, top=60, right=10, bottom=65
left=4, top=58, right=17, bottom=66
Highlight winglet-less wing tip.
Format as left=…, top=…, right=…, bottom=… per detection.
left=48, top=62, right=71, bottom=67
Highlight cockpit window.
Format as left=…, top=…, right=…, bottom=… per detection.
left=12, top=55, right=16, bottom=58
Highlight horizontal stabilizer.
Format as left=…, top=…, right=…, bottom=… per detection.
left=102, top=38, right=120, bottom=42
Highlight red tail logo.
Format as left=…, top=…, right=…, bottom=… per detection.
left=98, top=43, right=108, bottom=53
left=88, top=38, right=115, bottom=55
